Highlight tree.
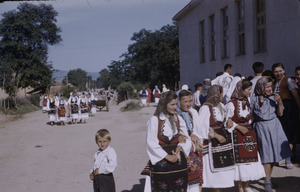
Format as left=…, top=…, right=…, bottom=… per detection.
left=67, top=68, right=88, bottom=91
left=121, top=24, right=179, bottom=90
left=0, top=3, right=62, bottom=98
left=95, top=23, right=180, bottom=91
left=96, top=68, right=110, bottom=89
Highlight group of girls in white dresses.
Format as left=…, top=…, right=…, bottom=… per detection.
left=42, top=92, right=97, bottom=125
left=145, top=77, right=292, bottom=192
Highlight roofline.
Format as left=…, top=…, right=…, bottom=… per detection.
left=172, top=0, right=201, bottom=21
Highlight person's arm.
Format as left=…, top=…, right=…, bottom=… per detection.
left=177, top=115, right=192, bottom=157
left=146, top=116, right=170, bottom=164
left=274, top=94, right=284, bottom=117
left=209, top=128, right=226, bottom=143
left=225, top=101, right=249, bottom=134
left=98, top=147, right=118, bottom=174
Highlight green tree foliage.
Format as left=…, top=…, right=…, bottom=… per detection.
left=98, top=23, right=179, bottom=91
left=96, top=68, right=110, bottom=89
left=67, top=68, right=87, bottom=91
left=117, top=82, right=135, bottom=100
left=0, top=3, right=62, bottom=97
left=125, top=24, right=180, bottom=90
left=61, top=85, right=75, bottom=99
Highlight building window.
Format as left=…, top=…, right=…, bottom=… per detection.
left=237, top=0, right=245, bottom=55
left=199, top=20, right=205, bottom=63
left=210, top=14, right=216, bottom=61
left=222, top=7, right=229, bottom=58
left=256, top=0, right=266, bottom=52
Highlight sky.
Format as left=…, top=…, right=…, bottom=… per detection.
left=0, top=0, right=191, bottom=73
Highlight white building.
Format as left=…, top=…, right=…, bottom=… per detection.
left=173, top=0, right=300, bottom=91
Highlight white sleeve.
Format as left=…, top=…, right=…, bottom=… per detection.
left=288, top=78, right=297, bottom=91
left=90, top=152, right=98, bottom=173
left=194, top=92, right=201, bottom=107
left=46, top=99, right=50, bottom=110
left=211, top=77, right=218, bottom=85
left=225, top=102, right=237, bottom=133
left=146, top=116, right=168, bottom=165
left=177, top=115, right=192, bottom=157
left=194, top=105, right=210, bottom=140
left=99, top=147, right=118, bottom=174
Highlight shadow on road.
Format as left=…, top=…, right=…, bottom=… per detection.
left=121, top=178, right=145, bottom=192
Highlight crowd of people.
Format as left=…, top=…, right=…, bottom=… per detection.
left=40, top=89, right=115, bottom=125
left=142, top=62, right=300, bottom=192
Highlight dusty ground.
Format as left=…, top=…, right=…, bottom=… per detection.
left=0, top=101, right=299, bottom=192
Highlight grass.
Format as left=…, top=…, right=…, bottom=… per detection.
left=3, top=104, right=40, bottom=115
left=120, top=101, right=142, bottom=112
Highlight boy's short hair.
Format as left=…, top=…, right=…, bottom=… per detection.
left=224, top=63, right=232, bottom=71
left=252, top=62, right=264, bottom=74
left=95, top=129, right=111, bottom=142
left=295, top=66, right=300, bottom=72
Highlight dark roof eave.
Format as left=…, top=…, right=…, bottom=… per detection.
left=172, top=0, right=201, bottom=21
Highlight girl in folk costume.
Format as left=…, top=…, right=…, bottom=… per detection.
left=225, top=79, right=265, bottom=192
left=140, top=87, right=148, bottom=106
left=144, top=90, right=192, bottom=192
left=153, top=85, right=161, bottom=104
left=199, top=79, right=211, bottom=105
left=79, top=92, right=89, bottom=123
left=197, top=85, right=235, bottom=191
left=68, top=92, right=79, bottom=124
left=272, top=63, right=300, bottom=165
left=88, top=93, right=97, bottom=116
left=47, top=94, right=57, bottom=125
left=250, top=76, right=292, bottom=192
left=176, top=90, right=203, bottom=192
left=56, top=95, right=68, bottom=126
left=162, top=84, right=169, bottom=93
left=42, top=94, right=48, bottom=112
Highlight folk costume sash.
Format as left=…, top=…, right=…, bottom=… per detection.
left=48, top=100, right=56, bottom=114
left=151, top=115, right=188, bottom=192
left=230, top=99, right=258, bottom=164
left=58, top=105, right=66, bottom=117
left=80, top=102, right=89, bottom=113
left=184, top=112, right=203, bottom=186
left=207, top=104, right=235, bottom=172
left=43, top=98, right=47, bottom=107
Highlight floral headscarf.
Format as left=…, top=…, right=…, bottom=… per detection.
left=254, top=76, right=273, bottom=96
left=201, top=78, right=211, bottom=97
left=231, top=80, right=244, bottom=99
left=254, top=76, right=273, bottom=107
left=231, top=79, right=250, bottom=110
left=205, top=85, right=222, bottom=107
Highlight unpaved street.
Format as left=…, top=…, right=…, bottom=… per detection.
left=0, top=102, right=299, bottom=192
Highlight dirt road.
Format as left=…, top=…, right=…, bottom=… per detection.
left=0, top=102, right=299, bottom=192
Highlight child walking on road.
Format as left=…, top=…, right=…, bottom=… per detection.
left=90, top=129, right=117, bottom=192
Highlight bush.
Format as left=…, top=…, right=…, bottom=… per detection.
left=29, top=95, right=40, bottom=107
left=61, top=85, right=75, bottom=99
left=117, top=82, right=135, bottom=100
left=120, top=101, right=142, bottom=112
